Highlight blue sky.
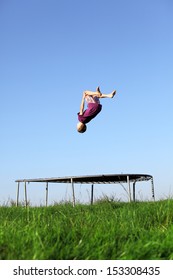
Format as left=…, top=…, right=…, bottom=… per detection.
left=0, top=0, right=173, bottom=205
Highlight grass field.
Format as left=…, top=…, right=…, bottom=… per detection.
left=0, top=199, right=173, bottom=260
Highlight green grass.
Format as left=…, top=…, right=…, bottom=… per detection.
left=0, top=199, right=173, bottom=260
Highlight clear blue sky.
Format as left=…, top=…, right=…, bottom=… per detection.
left=0, top=0, right=173, bottom=205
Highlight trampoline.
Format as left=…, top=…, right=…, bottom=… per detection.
left=15, top=173, right=155, bottom=206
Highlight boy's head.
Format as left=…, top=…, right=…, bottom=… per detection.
left=77, top=122, right=87, bottom=133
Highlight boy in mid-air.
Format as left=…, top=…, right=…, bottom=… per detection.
left=77, top=86, right=116, bottom=133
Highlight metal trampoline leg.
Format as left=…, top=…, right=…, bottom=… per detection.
left=46, top=182, right=48, bottom=207
left=151, top=177, right=155, bottom=201
left=16, top=182, right=20, bottom=206
left=91, top=184, right=94, bottom=205
left=133, top=182, right=136, bottom=202
left=24, top=181, right=28, bottom=207
left=71, top=178, right=75, bottom=207
left=127, top=175, right=131, bottom=202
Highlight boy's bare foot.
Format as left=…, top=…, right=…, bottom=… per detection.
left=111, top=90, right=116, bottom=98
left=96, top=86, right=101, bottom=93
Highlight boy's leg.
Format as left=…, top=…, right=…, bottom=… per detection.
left=99, top=89, right=116, bottom=98
left=84, top=90, right=102, bottom=97
left=84, top=88, right=116, bottom=98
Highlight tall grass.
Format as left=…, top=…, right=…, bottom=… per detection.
left=0, top=199, right=173, bottom=259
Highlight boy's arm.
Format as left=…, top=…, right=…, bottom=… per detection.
left=79, top=93, right=85, bottom=115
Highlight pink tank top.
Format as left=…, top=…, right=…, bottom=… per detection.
left=85, top=95, right=100, bottom=104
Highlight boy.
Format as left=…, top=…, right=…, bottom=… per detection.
left=77, top=86, right=116, bottom=133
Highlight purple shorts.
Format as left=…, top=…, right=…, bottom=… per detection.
left=78, top=103, right=102, bottom=124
